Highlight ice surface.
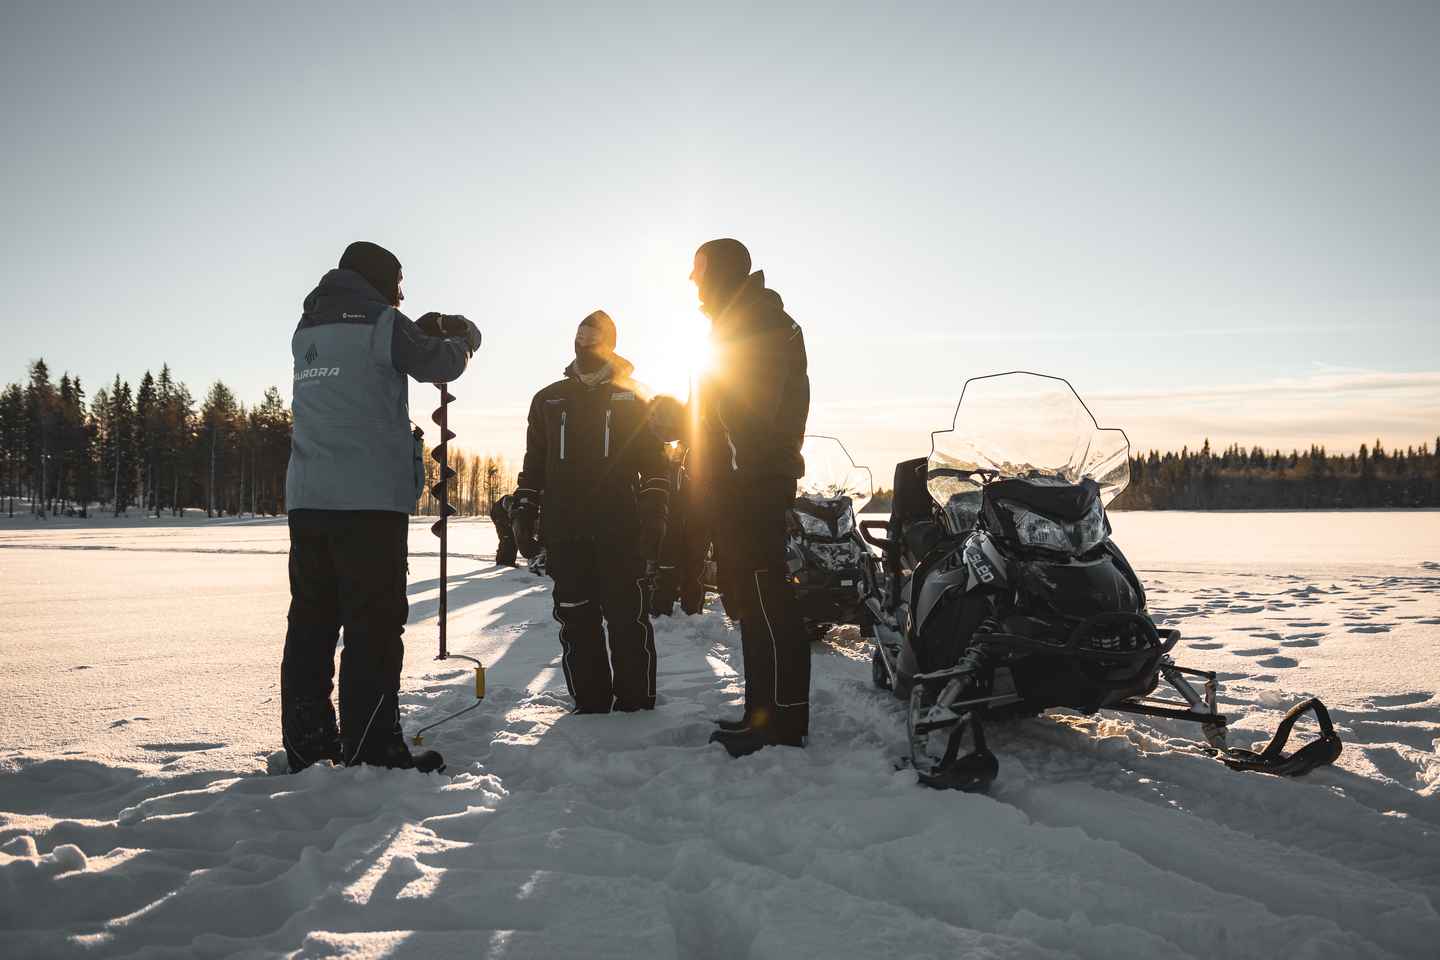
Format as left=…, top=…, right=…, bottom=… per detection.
left=1, top=511, right=1438, bottom=957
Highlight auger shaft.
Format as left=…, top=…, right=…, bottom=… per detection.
left=431, top=382, right=458, bottom=658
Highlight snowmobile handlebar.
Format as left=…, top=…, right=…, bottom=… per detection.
left=859, top=519, right=893, bottom=551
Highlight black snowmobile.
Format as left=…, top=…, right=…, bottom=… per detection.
left=860, top=372, right=1343, bottom=790
left=786, top=435, right=881, bottom=640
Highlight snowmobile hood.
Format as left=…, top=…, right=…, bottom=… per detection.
left=300, top=269, right=391, bottom=327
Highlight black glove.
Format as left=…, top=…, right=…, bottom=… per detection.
left=512, top=490, right=541, bottom=559
left=416, top=313, right=482, bottom=355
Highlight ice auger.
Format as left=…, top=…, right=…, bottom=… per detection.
left=412, top=381, right=485, bottom=746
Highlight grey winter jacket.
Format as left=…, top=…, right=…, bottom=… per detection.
left=285, top=269, right=475, bottom=513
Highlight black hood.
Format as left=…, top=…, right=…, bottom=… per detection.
left=300, top=269, right=391, bottom=327
left=563, top=353, right=636, bottom=386
left=712, top=272, right=783, bottom=332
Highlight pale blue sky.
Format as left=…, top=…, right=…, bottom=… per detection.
left=3, top=1, right=1437, bottom=474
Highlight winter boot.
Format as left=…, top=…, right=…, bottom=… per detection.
left=709, top=706, right=805, bottom=757
left=713, top=707, right=751, bottom=732
left=708, top=725, right=806, bottom=758
left=342, top=694, right=446, bottom=774
left=282, top=697, right=343, bottom=773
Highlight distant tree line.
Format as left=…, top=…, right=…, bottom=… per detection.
left=1, top=359, right=292, bottom=519
left=1114, top=438, right=1440, bottom=510
left=416, top=446, right=517, bottom=519
left=1, top=358, right=517, bottom=521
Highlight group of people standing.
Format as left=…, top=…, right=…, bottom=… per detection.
left=280, top=237, right=811, bottom=774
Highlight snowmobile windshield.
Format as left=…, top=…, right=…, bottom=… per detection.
left=798, top=435, right=874, bottom=512
left=927, top=372, right=1131, bottom=509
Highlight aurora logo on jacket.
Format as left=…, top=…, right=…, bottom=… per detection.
left=295, top=366, right=341, bottom=382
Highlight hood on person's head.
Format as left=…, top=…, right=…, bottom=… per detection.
left=338, top=241, right=403, bottom=306
left=691, top=238, right=751, bottom=313
left=573, top=309, right=617, bottom=372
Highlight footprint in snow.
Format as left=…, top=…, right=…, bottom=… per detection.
left=1234, top=646, right=1280, bottom=657
left=1348, top=624, right=1394, bottom=634
left=1256, top=655, right=1298, bottom=668
left=1282, top=633, right=1324, bottom=647
left=1372, top=692, right=1432, bottom=708
left=1189, top=642, right=1224, bottom=650
left=140, top=741, right=224, bottom=753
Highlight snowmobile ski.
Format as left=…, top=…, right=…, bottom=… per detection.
left=1218, top=696, right=1342, bottom=777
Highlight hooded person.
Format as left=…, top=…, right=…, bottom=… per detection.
left=281, top=240, right=481, bottom=775
left=689, top=238, right=812, bottom=757
left=513, top=311, right=671, bottom=712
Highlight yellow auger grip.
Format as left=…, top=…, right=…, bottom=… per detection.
left=475, top=664, right=486, bottom=699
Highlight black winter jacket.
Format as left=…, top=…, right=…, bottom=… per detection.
left=696, top=271, right=810, bottom=484
left=516, top=358, right=669, bottom=551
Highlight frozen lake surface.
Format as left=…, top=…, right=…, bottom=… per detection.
left=1, top=511, right=1437, bottom=958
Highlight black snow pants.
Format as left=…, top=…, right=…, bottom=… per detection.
left=548, top=539, right=656, bottom=713
left=713, top=475, right=809, bottom=742
left=282, top=509, right=410, bottom=739
left=491, top=500, right=518, bottom=566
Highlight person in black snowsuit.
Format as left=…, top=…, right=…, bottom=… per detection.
left=282, top=241, right=481, bottom=774
left=491, top=493, right=519, bottom=567
left=646, top=395, right=709, bottom=617
left=512, top=310, right=670, bottom=712
left=690, top=239, right=812, bottom=757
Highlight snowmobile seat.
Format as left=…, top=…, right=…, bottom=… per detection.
left=888, top=457, right=941, bottom=568
left=984, top=477, right=1100, bottom=523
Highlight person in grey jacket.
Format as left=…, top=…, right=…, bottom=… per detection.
left=282, top=240, right=480, bottom=774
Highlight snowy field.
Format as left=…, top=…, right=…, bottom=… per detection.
left=1, top=510, right=1438, bottom=958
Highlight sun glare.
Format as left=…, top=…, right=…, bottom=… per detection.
left=626, top=258, right=713, bottom=401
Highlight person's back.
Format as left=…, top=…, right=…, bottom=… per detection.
left=281, top=241, right=480, bottom=775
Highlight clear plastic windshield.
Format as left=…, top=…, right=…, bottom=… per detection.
left=927, top=372, right=1131, bottom=508
left=798, top=435, right=874, bottom=511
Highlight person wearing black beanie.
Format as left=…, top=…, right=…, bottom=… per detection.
left=338, top=241, right=405, bottom=307
left=280, top=240, right=482, bottom=776
left=689, top=238, right=813, bottom=757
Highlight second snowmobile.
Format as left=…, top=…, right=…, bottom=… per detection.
left=785, top=435, right=881, bottom=639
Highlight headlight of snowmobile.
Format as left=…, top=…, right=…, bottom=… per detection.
left=796, top=512, right=835, bottom=538
left=1070, top=498, right=1109, bottom=554
left=835, top=507, right=856, bottom=538
left=1006, top=506, right=1072, bottom=553
left=1004, top=499, right=1109, bottom=554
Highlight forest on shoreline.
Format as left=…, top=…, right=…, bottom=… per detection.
left=4, top=359, right=1436, bottom=518
left=0, top=359, right=511, bottom=520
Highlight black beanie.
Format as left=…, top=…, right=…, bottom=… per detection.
left=695, top=238, right=751, bottom=297
left=338, top=241, right=403, bottom=305
left=576, top=309, right=618, bottom=353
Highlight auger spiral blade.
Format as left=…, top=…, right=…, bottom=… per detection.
left=432, top=382, right=454, bottom=660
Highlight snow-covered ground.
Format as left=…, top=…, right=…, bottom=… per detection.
left=1, top=510, right=1437, bottom=958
